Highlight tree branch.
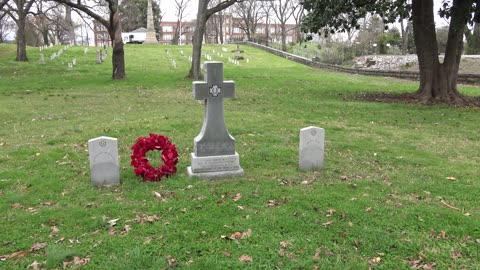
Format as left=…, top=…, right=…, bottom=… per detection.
left=207, top=0, right=237, bottom=18
left=52, top=0, right=109, bottom=28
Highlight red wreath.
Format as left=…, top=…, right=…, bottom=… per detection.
left=130, top=133, right=178, bottom=181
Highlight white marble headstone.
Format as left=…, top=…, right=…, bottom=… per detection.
left=88, top=136, right=120, bottom=186
left=299, top=126, right=325, bottom=171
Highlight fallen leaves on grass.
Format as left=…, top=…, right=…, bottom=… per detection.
left=239, top=255, right=252, bottom=262
left=120, top=225, right=131, bottom=235
left=322, top=221, right=334, bottom=227
left=27, top=260, right=41, bottom=269
left=107, top=218, right=119, bottom=227
left=222, top=229, right=252, bottom=240
left=166, top=255, right=178, bottom=267
left=49, top=226, right=59, bottom=237
left=326, top=209, right=336, bottom=217
left=232, top=193, right=242, bottom=201
left=446, top=176, right=457, bottom=181
left=368, top=256, right=381, bottom=265
left=63, top=257, right=90, bottom=268
left=0, top=243, right=47, bottom=261
left=134, top=214, right=161, bottom=224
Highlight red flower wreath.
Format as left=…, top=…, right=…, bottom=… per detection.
left=130, top=133, right=178, bottom=181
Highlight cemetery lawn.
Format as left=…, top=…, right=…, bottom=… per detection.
left=1, top=43, right=479, bottom=269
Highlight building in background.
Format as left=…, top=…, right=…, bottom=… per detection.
left=93, top=21, right=111, bottom=47
left=158, top=13, right=298, bottom=45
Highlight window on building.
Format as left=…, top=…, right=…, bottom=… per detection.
left=233, top=27, right=241, bottom=33
left=163, top=34, right=173, bottom=41
left=163, top=26, right=173, bottom=32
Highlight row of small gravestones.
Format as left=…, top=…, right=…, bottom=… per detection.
left=88, top=61, right=325, bottom=187
left=38, top=45, right=108, bottom=66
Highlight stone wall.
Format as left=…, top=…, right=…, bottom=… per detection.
left=245, top=42, right=480, bottom=85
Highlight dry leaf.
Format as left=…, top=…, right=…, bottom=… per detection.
left=463, top=212, right=471, bottom=216
left=27, top=260, right=40, bottom=270
left=166, top=255, right=178, bottom=267
left=278, top=249, right=285, bottom=256
left=107, top=218, right=119, bottom=227
left=232, top=193, right=242, bottom=201
left=322, top=221, right=334, bottom=227
left=181, top=208, right=187, bottom=214
left=313, top=252, right=321, bottom=260
left=365, top=207, right=372, bottom=212
left=230, top=232, right=242, bottom=239
left=121, top=225, right=131, bottom=235
left=237, top=205, right=245, bottom=210
left=451, top=249, right=462, bottom=260
left=348, top=221, right=353, bottom=227
left=280, top=241, right=288, bottom=249
left=73, top=256, right=90, bottom=265
left=108, top=229, right=116, bottom=236
left=242, top=229, right=252, bottom=239
left=50, top=226, right=59, bottom=236
left=239, top=255, right=252, bottom=262
left=55, top=237, right=65, bottom=244
left=446, top=177, right=456, bottom=181
left=440, top=231, right=446, bottom=239
left=368, top=257, right=381, bottom=265
left=223, top=250, right=231, bottom=257
left=326, top=209, right=336, bottom=217
left=31, top=242, right=47, bottom=251
left=144, top=237, right=153, bottom=244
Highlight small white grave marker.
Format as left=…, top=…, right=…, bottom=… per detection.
left=299, top=126, right=325, bottom=171
left=88, top=136, right=120, bottom=187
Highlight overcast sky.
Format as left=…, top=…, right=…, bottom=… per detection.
left=159, top=0, right=448, bottom=24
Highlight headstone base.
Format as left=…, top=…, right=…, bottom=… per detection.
left=143, top=32, right=158, bottom=44
left=187, top=152, right=244, bottom=180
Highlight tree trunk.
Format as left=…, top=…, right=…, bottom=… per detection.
left=411, top=0, right=466, bottom=103
left=16, top=16, right=28, bottom=61
left=188, top=0, right=208, bottom=79
left=219, top=11, right=224, bottom=44
left=110, top=12, right=125, bottom=80
left=400, top=19, right=408, bottom=55
left=281, top=24, right=286, bottom=51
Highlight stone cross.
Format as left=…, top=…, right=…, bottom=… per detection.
left=299, top=126, right=325, bottom=171
left=188, top=61, right=244, bottom=179
left=88, top=136, right=120, bottom=186
left=192, top=62, right=235, bottom=157
left=39, top=54, right=45, bottom=65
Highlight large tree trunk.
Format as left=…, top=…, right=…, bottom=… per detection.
left=16, top=16, right=28, bottom=61
left=412, top=0, right=467, bottom=103
left=110, top=12, right=125, bottom=80
left=188, top=0, right=208, bottom=79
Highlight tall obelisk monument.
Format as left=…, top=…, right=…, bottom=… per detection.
left=144, top=0, right=157, bottom=44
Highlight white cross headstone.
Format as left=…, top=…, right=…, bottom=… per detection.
left=39, top=54, right=45, bottom=65
left=187, top=61, right=244, bottom=179
left=88, top=136, right=120, bottom=187
left=72, top=58, right=76, bottom=66
left=299, top=126, right=325, bottom=171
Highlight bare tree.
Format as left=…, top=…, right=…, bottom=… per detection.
left=232, top=0, right=263, bottom=41
left=0, top=11, right=15, bottom=42
left=291, top=0, right=303, bottom=43
left=3, top=0, right=36, bottom=61
left=270, top=0, right=296, bottom=51
left=260, top=0, right=274, bottom=45
left=188, top=0, right=238, bottom=79
left=172, top=0, right=190, bottom=45
left=53, top=0, right=125, bottom=80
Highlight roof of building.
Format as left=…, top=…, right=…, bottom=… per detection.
left=131, top=27, right=147, bottom=33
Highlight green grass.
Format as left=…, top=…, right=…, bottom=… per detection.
left=0, top=43, right=479, bottom=269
